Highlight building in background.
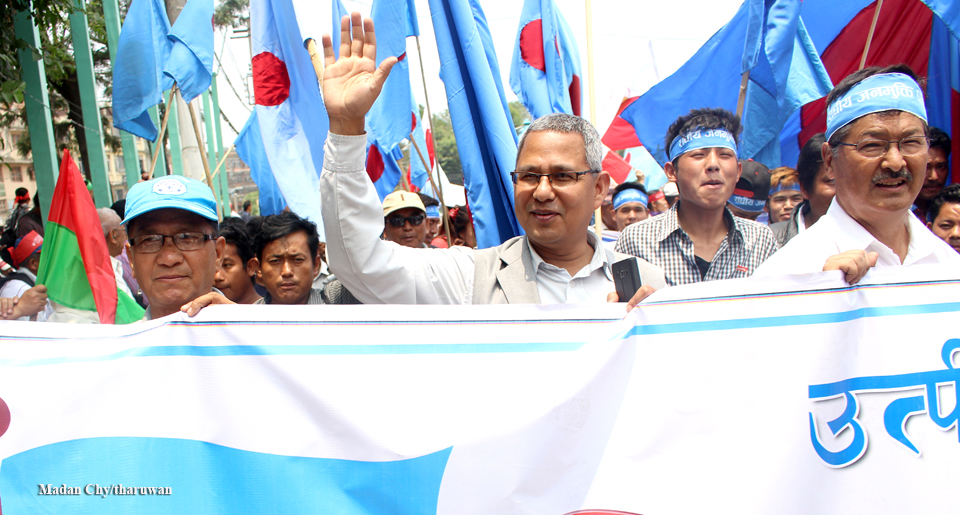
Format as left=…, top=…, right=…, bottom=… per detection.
left=0, top=116, right=36, bottom=224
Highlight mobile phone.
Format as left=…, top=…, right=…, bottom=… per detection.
left=612, top=257, right=643, bottom=302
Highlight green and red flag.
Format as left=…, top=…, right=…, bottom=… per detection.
left=36, top=150, right=144, bottom=324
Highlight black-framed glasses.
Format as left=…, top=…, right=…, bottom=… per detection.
left=510, top=170, right=599, bottom=188
left=386, top=214, right=426, bottom=228
left=836, top=136, right=930, bottom=158
left=129, top=232, right=216, bottom=253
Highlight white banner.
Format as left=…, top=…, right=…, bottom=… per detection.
left=0, top=266, right=957, bottom=514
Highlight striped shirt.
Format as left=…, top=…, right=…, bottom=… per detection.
left=615, top=202, right=779, bottom=286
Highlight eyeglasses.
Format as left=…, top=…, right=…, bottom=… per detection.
left=129, top=232, right=216, bottom=253
left=835, top=137, right=930, bottom=158
left=386, top=214, right=425, bottom=228
left=510, top=170, right=599, bottom=188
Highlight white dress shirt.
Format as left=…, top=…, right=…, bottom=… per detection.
left=755, top=198, right=960, bottom=276
left=319, top=133, right=622, bottom=304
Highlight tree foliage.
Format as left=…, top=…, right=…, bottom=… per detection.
left=214, top=0, right=249, bottom=29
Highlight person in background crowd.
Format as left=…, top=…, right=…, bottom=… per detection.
left=912, top=126, right=951, bottom=222
left=600, top=184, right=619, bottom=231
left=97, top=208, right=135, bottom=299
left=926, top=184, right=960, bottom=254
left=647, top=189, right=669, bottom=215
left=16, top=192, right=43, bottom=238
left=418, top=193, right=442, bottom=246
left=726, top=160, right=771, bottom=222
left=240, top=200, right=253, bottom=223
left=0, top=231, right=50, bottom=321
left=755, top=65, right=960, bottom=283
left=769, top=134, right=836, bottom=247
left=318, top=13, right=663, bottom=307
left=766, top=167, right=804, bottom=224
left=214, top=218, right=261, bottom=304
left=430, top=206, right=477, bottom=249
left=612, top=181, right=650, bottom=231
left=616, top=108, right=779, bottom=286
left=662, top=182, right=679, bottom=209
left=110, top=199, right=145, bottom=306
left=382, top=191, right=429, bottom=248
left=244, top=215, right=268, bottom=297
left=123, top=176, right=227, bottom=320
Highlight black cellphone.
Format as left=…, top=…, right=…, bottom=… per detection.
left=612, top=257, right=643, bottom=302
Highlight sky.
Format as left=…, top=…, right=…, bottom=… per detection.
left=210, top=0, right=745, bottom=147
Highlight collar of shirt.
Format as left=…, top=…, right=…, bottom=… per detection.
left=824, top=199, right=943, bottom=266
left=19, top=268, right=37, bottom=283
left=796, top=201, right=809, bottom=235
left=655, top=201, right=745, bottom=246
left=527, top=231, right=613, bottom=281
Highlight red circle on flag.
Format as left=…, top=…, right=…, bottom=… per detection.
left=0, top=396, right=10, bottom=438
left=519, top=20, right=546, bottom=73
left=252, top=51, right=291, bottom=106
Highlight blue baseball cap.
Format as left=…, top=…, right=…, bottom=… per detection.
left=122, top=176, right=218, bottom=225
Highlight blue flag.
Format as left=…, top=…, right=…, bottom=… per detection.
left=235, top=110, right=286, bottom=216
left=164, top=0, right=214, bottom=104
left=366, top=133, right=404, bottom=201
left=618, top=0, right=831, bottom=168
left=112, top=0, right=171, bottom=140
left=427, top=0, right=523, bottom=248
left=509, top=0, right=582, bottom=118
left=368, top=0, right=419, bottom=153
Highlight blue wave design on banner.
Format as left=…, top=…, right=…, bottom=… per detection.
left=0, top=437, right=451, bottom=514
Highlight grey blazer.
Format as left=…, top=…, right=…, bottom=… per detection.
left=471, top=235, right=667, bottom=304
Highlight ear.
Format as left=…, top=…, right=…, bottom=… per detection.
left=594, top=171, right=611, bottom=209
left=664, top=161, right=677, bottom=183
left=927, top=221, right=933, bottom=230
left=736, top=159, right=743, bottom=181
left=821, top=142, right=835, bottom=179
left=312, top=254, right=322, bottom=276
left=250, top=257, right=261, bottom=278
left=213, top=236, right=226, bottom=272
left=125, top=241, right=136, bottom=277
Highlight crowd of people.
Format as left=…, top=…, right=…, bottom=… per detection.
left=1, top=15, right=958, bottom=323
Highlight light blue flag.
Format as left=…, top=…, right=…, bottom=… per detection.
left=163, top=0, right=214, bottom=103
left=920, top=0, right=960, bottom=40
left=234, top=110, right=286, bottom=216
left=112, top=0, right=172, bottom=141
left=410, top=99, right=430, bottom=191
left=331, top=0, right=350, bottom=59
left=368, top=0, right=419, bottom=153
left=427, top=0, right=523, bottom=248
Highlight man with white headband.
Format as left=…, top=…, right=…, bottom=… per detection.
left=616, top=108, right=779, bottom=286
left=755, top=64, right=960, bottom=282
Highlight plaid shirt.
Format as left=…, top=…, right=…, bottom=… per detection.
left=615, top=202, right=779, bottom=286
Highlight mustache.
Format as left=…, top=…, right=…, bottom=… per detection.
left=871, top=168, right=913, bottom=185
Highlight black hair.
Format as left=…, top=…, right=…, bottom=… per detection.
left=110, top=199, right=126, bottom=220
left=928, top=183, right=960, bottom=223
left=929, top=126, right=951, bottom=159
left=797, top=133, right=827, bottom=193
left=243, top=200, right=252, bottom=210
left=665, top=108, right=742, bottom=161
left=417, top=193, right=440, bottom=208
left=254, top=211, right=320, bottom=262
left=826, top=64, right=927, bottom=147
left=220, top=218, right=255, bottom=265
left=14, top=187, right=28, bottom=197
left=612, top=181, right=648, bottom=207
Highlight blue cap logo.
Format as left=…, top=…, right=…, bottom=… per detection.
left=153, top=179, right=187, bottom=196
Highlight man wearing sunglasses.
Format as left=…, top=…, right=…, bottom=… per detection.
left=122, top=176, right=226, bottom=320
left=317, top=14, right=664, bottom=307
left=755, top=64, right=960, bottom=282
left=381, top=191, right=429, bottom=248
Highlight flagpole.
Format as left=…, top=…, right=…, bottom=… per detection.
left=410, top=133, right=453, bottom=246
left=859, top=0, right=884, bottom=70
left=414, top=35, right=453, bottom=245
left=584, top=0, right=603, bottom=239
left=305, top=38, right=324, bottom=89
left=186, top=98, right=222, bottom=220
left=211, top=143, right=236, bottom=179
left=148, top=84, right=179, bottom=178
left=735, top=70, right=750, bottom=119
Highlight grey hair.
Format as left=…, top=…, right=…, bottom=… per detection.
left=516, top=113, right=603, bottom=171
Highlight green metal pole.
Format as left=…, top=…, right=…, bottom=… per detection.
left=210, top=74, right=229, bottom=215
left=101, top=0, right=141, bottom=190
left=14, top=7, right=59, bottom=223
left=148, top=106, right=168, bottom=176
left=201, top=91, right=220, bottom=208
left=70, top=0, right=112, bottom=207
left=165, top=89, right=184, bottom=175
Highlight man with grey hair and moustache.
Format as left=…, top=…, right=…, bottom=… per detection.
left=316, top=13, right=664, bottom=307
left=755, top=64, right=960, bottom=283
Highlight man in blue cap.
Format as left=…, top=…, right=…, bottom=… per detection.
left=122, top=176, right=226, bottom=320
left=756, top=64, right=960, bottom=282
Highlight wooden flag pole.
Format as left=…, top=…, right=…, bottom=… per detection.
left=148, top=84, right=179, bottom=179
left=210, top=143, right=236, bottom=180
left=305, top=38, right=324, bottom=89
left=735, top=70, right=751, bottom=119
left=410, top=134, right=453, bottom=246
left=186, top=98, right=222, bottom=220
left=414, top=35, right=454, bottom=245
left=584, top=0, right=604, bottom=239
left=859, top=0, right=884, bottom=70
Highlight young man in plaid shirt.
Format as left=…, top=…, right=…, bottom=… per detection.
left=615, top=108, right=779, bottom=286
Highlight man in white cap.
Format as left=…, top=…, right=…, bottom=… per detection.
left=755, top=64, right=960, bottom=282
left=381, top=191, right=429, bottom=248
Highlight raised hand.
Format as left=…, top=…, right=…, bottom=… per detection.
left=321, top=12, right=397, bottom=135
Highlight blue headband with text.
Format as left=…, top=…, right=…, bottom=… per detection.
left=425, top=205, right=440, bottom=218
left=825, top=73, right=927, bottom=141
left=613, top=189, right=649, bottom=210
left=769, top=182, right=802, bottom=196
left=668, top=128, right=738, bottom=161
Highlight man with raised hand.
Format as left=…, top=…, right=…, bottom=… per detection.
left=615, top=108, right=779, bottom=286
left=317, top=13, right=664, bottom=308
left=755, top=64, right=960, bottom=282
